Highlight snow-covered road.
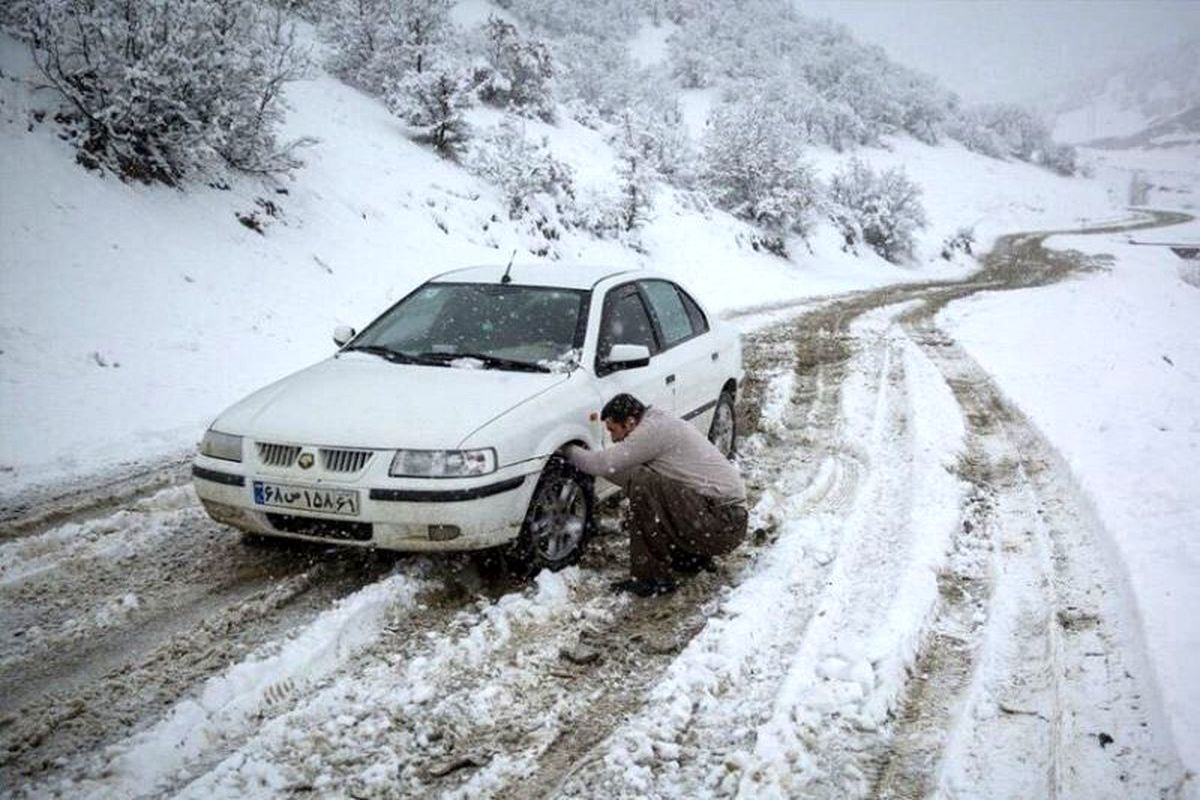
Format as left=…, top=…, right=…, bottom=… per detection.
left=1, top=213, right=1192, bottom=799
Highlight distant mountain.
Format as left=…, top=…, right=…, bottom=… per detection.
left=1083, top=104, right=1200, bottom=150
left=1051, top=35, right=1199, bottom=145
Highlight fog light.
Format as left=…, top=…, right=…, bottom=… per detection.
left=428, top=524, right=461, bottom=542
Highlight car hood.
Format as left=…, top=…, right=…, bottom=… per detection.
left=214, top=353, right=570, bottom=450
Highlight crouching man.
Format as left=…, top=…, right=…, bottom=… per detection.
left=566, top=393, right=748, bottom=597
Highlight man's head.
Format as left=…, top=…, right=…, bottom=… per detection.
left=601, top=393, right=646, bottom=442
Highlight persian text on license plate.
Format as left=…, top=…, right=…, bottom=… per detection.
left=253, top=481, right=360, bottom=516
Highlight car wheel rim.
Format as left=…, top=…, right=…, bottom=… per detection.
left=710, top=399, right=735, bottom=457
left=529, top=477, right=586, bottom=562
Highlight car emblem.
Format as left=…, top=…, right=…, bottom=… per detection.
left=298, top=452, right=315, bottom=469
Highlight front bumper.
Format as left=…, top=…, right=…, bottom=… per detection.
left=191, top=455, right=540, bottom=552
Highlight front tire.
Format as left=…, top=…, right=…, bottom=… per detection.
left=507, top=456, right=594, bottom=574
left=708, top=390, right=737, bottom=459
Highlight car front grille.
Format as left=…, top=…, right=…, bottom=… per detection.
left=257, top=442, right=300, bottom=467
left=266, top=513, right=373, bottom=542
left=321, top=448, right=373, bottom=473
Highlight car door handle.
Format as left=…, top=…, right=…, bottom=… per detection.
left=665, top=374, right=676, bottom=385
left=711, top=352, right=719, bottom=361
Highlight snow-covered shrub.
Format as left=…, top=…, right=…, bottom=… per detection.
left=465, top=117, right=574, bottom=219
left=940, top=226, right=975, bottom=260
left=323, top=0, right=453, bottom=93
left=324, top=0, right=469, bottom=156
left=701, top=100, right=819, bottom=236
left=947, top=109, right=1006, bottom=158
left=665, top=1, right=955, bottom=149
left=953, top=102, right=1076, bottom=174
left=269, top=0, right=327, bottom=22
left=892, top=72, right=950, bottom=145
left=635, top=100, right=696, bottom=188
left=973, top=104, right=1053, bottom=162
left=500, top=0, right=643, bottom=41
left=1043, top=142, right=1080, bottom=176
left=15, top=0, right=311, bottom=185
left=828, top=158, right=928, bottom=263
left=552, top=33, right=639, bottom=122
left=572, top=190, right=623, bottom=239
left=385, top=67, right=472, bottom=159
left=473, top=16, right=555, bottom=122
left=613, top=114, right=658, bottom=231
left=322, top=0, right=390, bottom=89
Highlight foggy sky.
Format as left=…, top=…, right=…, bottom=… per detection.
left=799, top=0, right=1200, bottom=105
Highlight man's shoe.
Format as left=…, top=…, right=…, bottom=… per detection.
left=609, top=577, right=677, bottom=597
left=671, top=553, right=717, bottom=575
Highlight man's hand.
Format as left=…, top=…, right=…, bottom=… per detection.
left=564, top=444, right=587, bottom=471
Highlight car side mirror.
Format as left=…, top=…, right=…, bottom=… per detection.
left=605, top=343, right=651, bottom=370
left=333, top=325, right=356, bottom=347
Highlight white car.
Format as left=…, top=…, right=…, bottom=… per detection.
left=193, top=264, right=743, bottom=571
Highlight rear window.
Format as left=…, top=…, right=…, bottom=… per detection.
left=641, top=280, right=694, bottom=347
left=678, top=287, right=709, bottom=335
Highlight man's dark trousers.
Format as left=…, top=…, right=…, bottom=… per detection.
left=625, top=466, right=748, bottom=581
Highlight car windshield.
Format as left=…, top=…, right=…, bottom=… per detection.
left=350, top=282, right=589, bottom=370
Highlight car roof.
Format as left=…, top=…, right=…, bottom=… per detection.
left=430, top=264, right=647, bottom=290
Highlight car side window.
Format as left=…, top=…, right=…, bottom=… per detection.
left=640, top=280, right=694, bottom=347
left=597, top=286, right=658, bottom=372
left=678, top=287, right=710, bottom=336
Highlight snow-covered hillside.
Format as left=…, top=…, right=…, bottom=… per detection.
left=1052, top=34, right=1200, bottom=145
left=0, top=30, right=1117, bottom=496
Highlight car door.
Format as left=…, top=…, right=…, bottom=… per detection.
left=593, top=282, right=673, bottom=415
left=638, top=279, right=715, bottom=433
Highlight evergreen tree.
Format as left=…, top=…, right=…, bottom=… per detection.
left=475, top=16, right=556, bottom=121
left=324, top=0, right=391, bottom=90
left=614, top=113, right=657, bottom=231
left=323, top=0, right=451, bottom=92
left=387, top=67, right=472, bottom=159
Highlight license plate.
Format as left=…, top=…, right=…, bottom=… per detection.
left=253, top=481, right=360, bottom=516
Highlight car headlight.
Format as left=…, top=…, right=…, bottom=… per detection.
left=389, top=448, right=496, bottom=478
left=201, top=429, right=243, bottom=462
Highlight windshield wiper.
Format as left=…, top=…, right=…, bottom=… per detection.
left=412, top=351, right=551, bottom=373
left=342, top=344, right=427, bottom=365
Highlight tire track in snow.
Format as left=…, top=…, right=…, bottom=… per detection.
left=547, top=303, right=962, bottom=799
left=173, top=570, right=602, bottom=798
left=867, top=217, right=1193, bottom=799
left=16, top=567, right=438, bottom=799
left=543, top=361, right=860, bottom=797
left=871, top=315, right=1186, bottom=799
left=503, top=295, right=872, bottom=800
left=730, top=307, right=966, bottom=799
left=0, top=488, right=409, bottom=789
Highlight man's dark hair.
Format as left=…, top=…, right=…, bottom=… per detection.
left=601, top=393, right=646, bottom=424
